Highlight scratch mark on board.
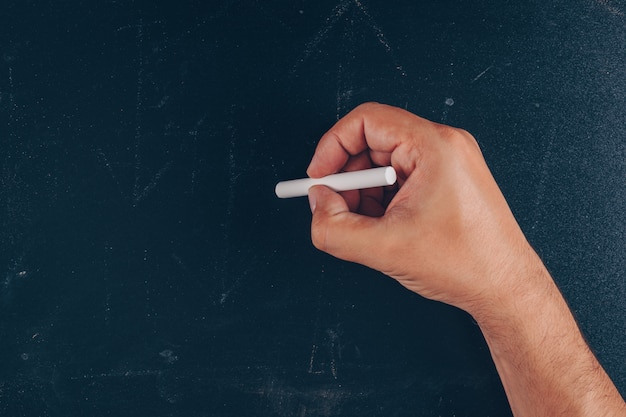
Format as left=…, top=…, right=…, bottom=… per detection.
left=308, top=268, right=325, bottom=376
left=471, top=65, right=493, bottom=83
left=129, top=18, right=173, bottom=207
left=133, top=161, right=172, bottom=205
left=71, top=368, right=162, bottom=380
left=102, top=244, right=113, bottom=326
left=7, top=66, right=15, bottom=115
left=308, top=343, right=320, bottom=375
left=213, top=122, right=246, bottom=306
left=187, top=116, right=207, bottom=195
left=133, top=18, right=145, bottom=204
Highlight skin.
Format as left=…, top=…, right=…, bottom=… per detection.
left=306, top=102, right=626, bottom=416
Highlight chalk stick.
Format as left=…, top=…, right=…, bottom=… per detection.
left=275, top=166, right=397, bottom=198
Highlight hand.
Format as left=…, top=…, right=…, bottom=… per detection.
left=307, top=102, right=543, bottom=318
left=307, top=103, right=626, bottom=415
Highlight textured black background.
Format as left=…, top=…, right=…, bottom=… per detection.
left=1, top=1, right=624, bottom=416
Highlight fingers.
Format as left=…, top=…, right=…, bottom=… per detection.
left=306, top=102, right=438, bottom=178
left=306, top=102, right=390, bottom=178
left=339, top=149, right=384, bottom=213
left=304, top=103, right=539, bottom=314
left=308, top=185, right=387, bottom=266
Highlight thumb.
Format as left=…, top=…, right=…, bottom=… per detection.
left=308, top=185, right=384, bottom=266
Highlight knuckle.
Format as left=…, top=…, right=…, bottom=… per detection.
left=310, top=217, right=329, bottom=252
left=353, top=101, right=383, bottom=115
left=357, top=101, right=381, bottom=110
left=437, top=125, right=482, bottom=154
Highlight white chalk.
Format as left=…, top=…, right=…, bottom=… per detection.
left=275, top=166, right=397, bottom=198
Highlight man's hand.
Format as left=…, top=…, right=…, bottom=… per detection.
left=306, top=102, right=626, bottom=416
left=307, top=102, right=538, bottom=318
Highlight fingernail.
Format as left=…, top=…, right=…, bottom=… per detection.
left=308, top=190, right=317, bottom=213
left=306, top=153, right=319, bottom=176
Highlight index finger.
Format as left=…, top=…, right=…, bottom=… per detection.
left=306, top=102, right=436, bottom=178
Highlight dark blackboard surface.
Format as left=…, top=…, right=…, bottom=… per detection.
left=1, top=1, right=624, bottom=415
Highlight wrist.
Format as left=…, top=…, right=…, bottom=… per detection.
left=467, top=244, right=555, bottom=328
left=469, top=253, right=626, bottom=416
left=473, top=260, right=567, bottom=360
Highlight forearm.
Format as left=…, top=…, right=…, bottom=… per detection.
left=474, top=252, right=626, bottom=417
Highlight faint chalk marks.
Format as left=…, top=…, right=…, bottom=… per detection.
left=326, top=328, right=341, bottom=380
left=1, top=254, right=29, bottom=305
left=165, top=112, right=274, bottom=307
left=293, top=0, right=408, bottom=120
left=7, top=66, right=16, bottom=117
left=307, top=269, right=342, bottom=380
left=71, top=363, right=182, bottom=404
left=308, top=269, right=325, bottom=376
left=156, top=371, right=182, bottom=404
left=471, top=64, right=493, bottom=83
left=150, top=94, right=170, bottom=110
left=210, top=115, right=280, bottom=306
left=1, top=64, right=33, bottom=256
left=115, top=20, right=162, bottom=33
left=94, top=148, right=125, bottom=198
left=308, top=343, right=320, bottom=374
left=226, top=125, right=238, bottom=222
left=142, top=248, right=157, bottom=325
left=133, top=161, right=172, bottom=206
left=68, top=337, right=184, bottom=403
left=98, top=18, right=175, bottom=208
left=296, top=0, right=352, bottom=65
left=353, top=0, right=407, bottom=77
left=252, top=374, right=354, bottom=417
left=192, top=0, right=239, bottom=26
left=595, top=0, right=624, bottom=16
left=133, top=18, right=145, bottom=204
left=159, top=349, right=179, bottom=365
left=335, top=63, right=354, bottom=120
left=294, top=0, right=407, bottom=78
left=71, top=368, right=161, bottom=381
left=94, top=143, right=173, bottom=207
left=187, top=115, right=208, bottom=195
left=441, top=97, right=455, bottom=123
left=213, top=123, right=243, bottom=305
left=2, top=75, right=55, bottom=305
left=100, top=243, right=114, bottom=326
left=130, top=18, right=172, bottom=207
left=334, top=8, right=357, bottom=120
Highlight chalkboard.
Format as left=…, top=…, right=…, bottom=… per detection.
left=1, top=1, right=624, bottom=416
